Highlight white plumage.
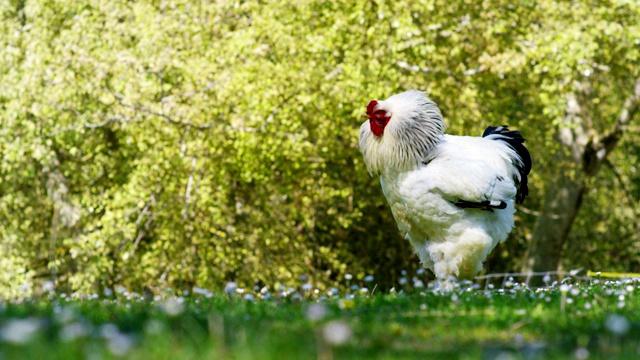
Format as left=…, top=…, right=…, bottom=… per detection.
left=359, top=90, right=531, bottom=289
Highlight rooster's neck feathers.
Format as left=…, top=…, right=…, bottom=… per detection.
left=359, top=90, right=445, bottom=175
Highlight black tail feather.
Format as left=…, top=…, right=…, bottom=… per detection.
left=483, top=125, right=532, bottom=204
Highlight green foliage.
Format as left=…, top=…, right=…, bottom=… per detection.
left=1, top=0, right=639, bottom=295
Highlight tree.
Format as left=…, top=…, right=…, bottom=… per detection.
left=511, top=2, right=640, bottom=276
left=524, top=78, right=640, bottom=276
left=1, top=0, right=639, bottom=296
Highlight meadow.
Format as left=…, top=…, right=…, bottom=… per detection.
left=1, top=274, right=639, bottom=359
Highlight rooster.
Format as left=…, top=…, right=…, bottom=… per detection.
left=358, top=90, right=531, bottom=289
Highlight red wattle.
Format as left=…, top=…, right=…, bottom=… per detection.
left=370, top=117, right=389, bottom=136
left=370, top=120, right=383, bottom=136
left=366, top=100, right=389, bottom=136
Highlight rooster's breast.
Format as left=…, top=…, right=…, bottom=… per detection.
left=381, top=168, right=463, bottom=245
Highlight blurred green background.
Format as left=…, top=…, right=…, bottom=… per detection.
left=1, top=0, right=639, bottom=297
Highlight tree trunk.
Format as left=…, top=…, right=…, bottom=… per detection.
left=522, top=78, right=640, bottom=280
left=522, top=177, right=584, bottom=276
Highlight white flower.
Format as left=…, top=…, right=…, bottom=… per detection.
left=323, top=321, right=352, bottom=346
left=305, top=304, right=327, bottom=321
left=0, top=318, right=40, bottom=344
left=55, top=306, right=77, bottom=324
left=605, top=314, right=630, bottom=335
left=344, top=274, right=353, bottom=281
left=559, top=284, right=570, bottom=293
left=574, top=347, right=589, bottom=360
left=193, top=287, right=213, bottom=298
left=302, top=283, right=313, bottom=291
left=162, top=298, right=185, bottom=316
left=224, top=282, right=237, bottom=294
left=107, top=333, right=134, bottom=356
left=100, top=323, right=119, bottom=339
left=570, top=288, right=580, bottom=297
left=60, top=322, right=89, bottom=342
left=42, top=281, right=55, bottom=293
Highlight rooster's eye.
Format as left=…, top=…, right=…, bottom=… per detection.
left=373, top=110, right=387, bottom=118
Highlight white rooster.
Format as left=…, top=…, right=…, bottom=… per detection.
left=358, top=90, right=531, bottom=289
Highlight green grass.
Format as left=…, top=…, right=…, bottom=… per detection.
left=1, top=279, right=640, bottom=359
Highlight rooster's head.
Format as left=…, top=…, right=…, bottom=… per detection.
left=359, top=90, right=446, bottom=174
left=366, top=100, right=390, bottom=136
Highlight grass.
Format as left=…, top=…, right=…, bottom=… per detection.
left=1, top=277, right=640, bottom=359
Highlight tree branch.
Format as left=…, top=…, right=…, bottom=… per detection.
left=100, top=87, right=214, bottom=130
left=518, top=206, right=561, bottom=219
left=260, top=91, right=299, bottom=132
left=602, top=77, right=640, bottom=153
left=583, top=77, right=640, bottom=176
left=46, top=103, right=127, bottom=137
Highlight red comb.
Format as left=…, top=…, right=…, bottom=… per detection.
left=366, top=100, right=378, bottom=116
